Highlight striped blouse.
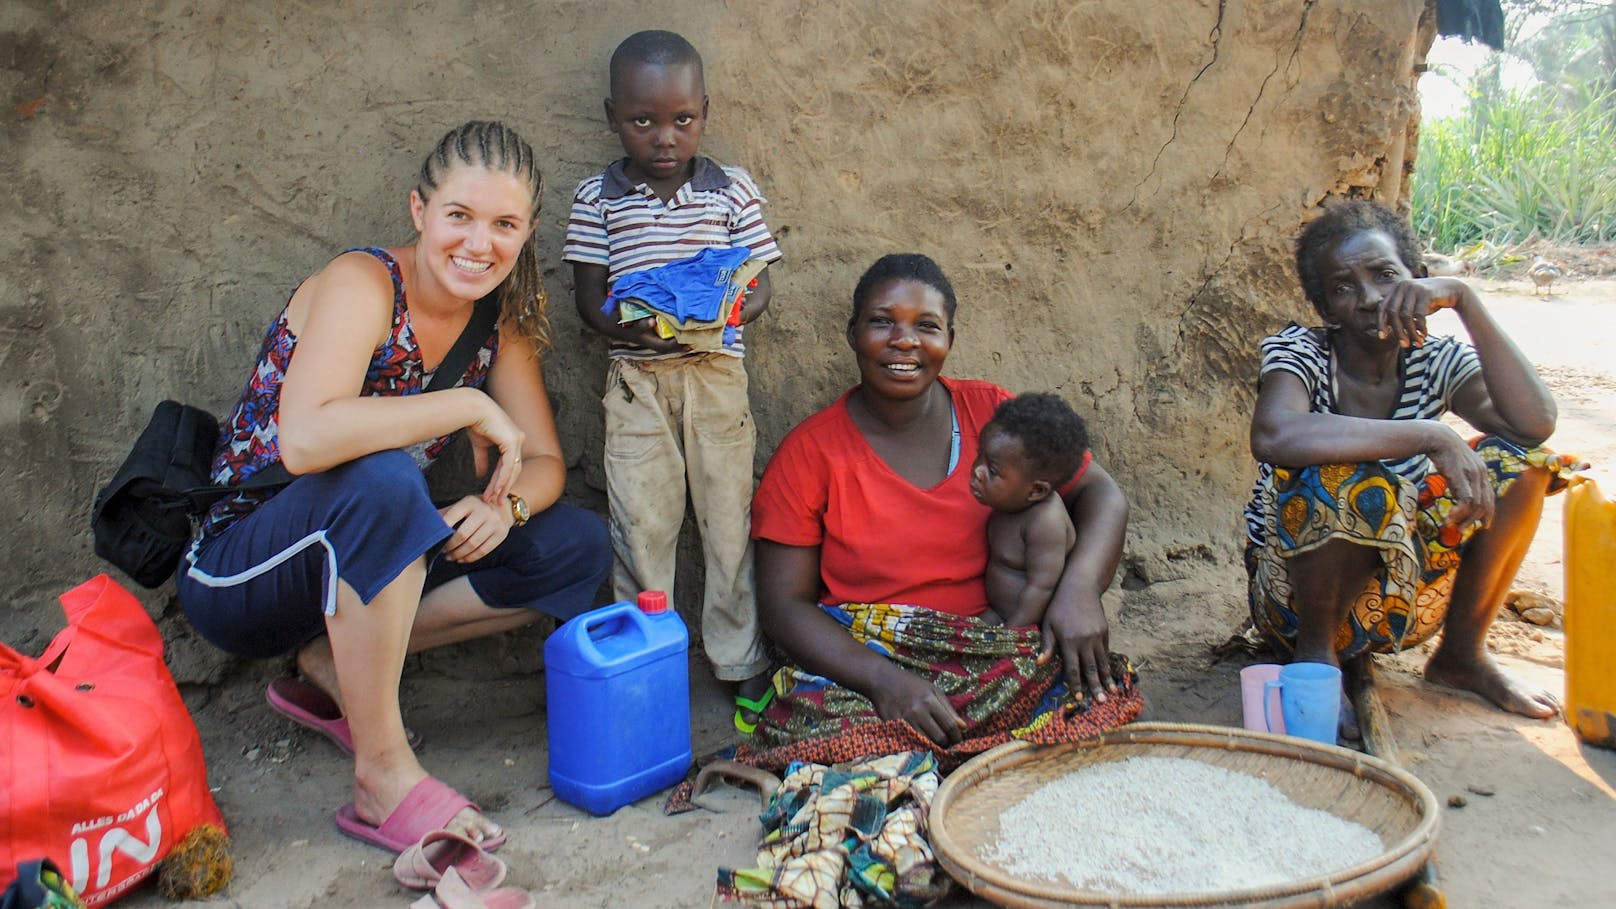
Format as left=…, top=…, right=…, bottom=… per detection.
left=1243, top=322, right=1481, bottom=544
left=562, top=157, right=782, bottom=359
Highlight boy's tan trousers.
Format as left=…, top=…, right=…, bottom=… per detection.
left=602, top=353, right=768, bottom=682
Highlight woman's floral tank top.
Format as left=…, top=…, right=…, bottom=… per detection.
left=199, top=247, right=499, bottom=540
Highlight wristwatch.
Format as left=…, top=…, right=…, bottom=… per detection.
left=507, top=494, right=530, bottom=527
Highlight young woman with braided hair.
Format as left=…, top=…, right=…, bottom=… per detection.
left=178, top=121, right=610, bottom=851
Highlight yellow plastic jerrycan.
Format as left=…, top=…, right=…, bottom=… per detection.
left=1564, top=472, right=1616, bottom=749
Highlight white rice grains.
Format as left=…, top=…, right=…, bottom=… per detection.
left=984, top=755, right=1385, bottom=895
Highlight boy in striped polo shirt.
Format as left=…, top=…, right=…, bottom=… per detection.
left=564, top=29, right=782, bottom=733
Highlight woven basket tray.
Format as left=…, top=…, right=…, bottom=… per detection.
left=929, top=722, right=1440, bottom=909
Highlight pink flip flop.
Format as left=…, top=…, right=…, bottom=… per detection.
left=393, top=829, right=507, bottom=891
left=409, top=868, right=535, bottom=909
left=265, top=676, right=422, bottom=755
left=334, top=776, right=507, bottom=854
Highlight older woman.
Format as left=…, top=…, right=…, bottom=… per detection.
left=1245, top=200, right=1582, bottom=734
left=746, top=254, right=1143, bottom=765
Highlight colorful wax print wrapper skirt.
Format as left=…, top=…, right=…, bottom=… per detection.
left=735, top=602, right=1143, bottom=773
left=716, top=751, right=947, bottom=909
left=1247, top=435, right=1585, bottom=659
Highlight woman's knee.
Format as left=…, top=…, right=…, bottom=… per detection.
left=1507, top=464, right=1555, bottom=495
left=1274, top=461, right=1401, bottom=505
left=330, top=449, right=427, bottom=488
left=468, top=504, right=609, bottom=615
left=535, top=503, right=612, bottom=585
left=317, top=450, right=434, bottom=517
left=1286, top=460, right=1394, bottom=479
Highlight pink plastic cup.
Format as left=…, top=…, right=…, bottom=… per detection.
left=1240, top=663, right=1286, bottom=733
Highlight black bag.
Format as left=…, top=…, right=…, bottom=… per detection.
left=90, top=293, right=499, bottom=588
left=90, top=401, right=292, bottom=588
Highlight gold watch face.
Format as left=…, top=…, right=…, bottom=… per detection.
left=509, top=494, right=530, bottom=525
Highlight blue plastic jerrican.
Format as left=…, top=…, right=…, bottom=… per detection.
left=544, top=592, right=692, bottom=815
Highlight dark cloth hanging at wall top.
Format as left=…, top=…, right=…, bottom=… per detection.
left=1435, top=0, right=1506, bottom=50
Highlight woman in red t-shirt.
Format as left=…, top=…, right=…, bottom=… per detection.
left=746, top=254, right=1141, bottom=762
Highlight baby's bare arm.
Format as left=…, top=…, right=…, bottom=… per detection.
left=997, top=499, right=1077, bottom=627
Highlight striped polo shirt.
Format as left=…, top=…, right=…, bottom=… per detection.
left=563, top=157, right=782, bottom=359
left=1243, top=322, right=1482, bottom=544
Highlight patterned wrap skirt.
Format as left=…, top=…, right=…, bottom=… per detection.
left=1247, top=435, right=1583, bottom=659
left=738, top=602, right=1144, bottom=772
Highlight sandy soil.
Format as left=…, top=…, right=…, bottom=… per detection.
left=132, top=279, right=1615, bottom=909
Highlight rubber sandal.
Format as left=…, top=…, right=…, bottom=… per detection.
left=409, top=868, right=535, bottom=909
left=733, top=684, right=776, bottom=735
left=334, top=776, right=507, bottom=854
left=265, top=676, right=422, bottom=755
left=393, top=829, right=507, bottom=891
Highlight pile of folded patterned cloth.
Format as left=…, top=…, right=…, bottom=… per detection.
left=603, top=246, right=767, bottom=350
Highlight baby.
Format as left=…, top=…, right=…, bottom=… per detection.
left=971, top=393, right=1091, bottom=627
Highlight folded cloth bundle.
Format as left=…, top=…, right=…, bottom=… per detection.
left=715, top=751, right=953, bottom=909
left=604, top=247, right=768, bottom=350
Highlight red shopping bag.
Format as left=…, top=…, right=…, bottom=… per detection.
left=1, top=575, right=225, bottom=905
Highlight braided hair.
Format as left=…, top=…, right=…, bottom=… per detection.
left=417, top=120, right=551, bottom=350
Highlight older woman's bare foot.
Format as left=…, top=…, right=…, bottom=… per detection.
left=353, top=759, right=503, bottom=846
left=1425, top=651, right=1560, bottom=718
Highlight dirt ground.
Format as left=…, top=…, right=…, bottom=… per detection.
left=133, top=278, right=1615, bottom=908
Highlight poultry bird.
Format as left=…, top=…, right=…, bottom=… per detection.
left=1424, top=252, right=1475, bottom=277
left=1527, top=255, right=1561, bottom=296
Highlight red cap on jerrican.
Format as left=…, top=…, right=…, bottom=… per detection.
left=637, top=590, right=668, bottom=614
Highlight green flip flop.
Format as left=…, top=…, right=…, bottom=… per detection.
left=733, top=685, right=776, bottom=735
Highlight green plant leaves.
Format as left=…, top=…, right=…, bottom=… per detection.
left=1412, top=85, right=1616, bottom=250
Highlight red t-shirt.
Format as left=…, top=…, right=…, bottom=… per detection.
left=752, top=377, right=1088, bottom=617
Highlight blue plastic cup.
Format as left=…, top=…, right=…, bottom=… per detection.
left=1265, top=661, right=1342, bottom=744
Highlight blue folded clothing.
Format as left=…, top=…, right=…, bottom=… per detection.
left=603, top=246, right=756, bottom=325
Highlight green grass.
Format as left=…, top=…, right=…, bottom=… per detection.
left=1412, top=85, right=1616, bottom=251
